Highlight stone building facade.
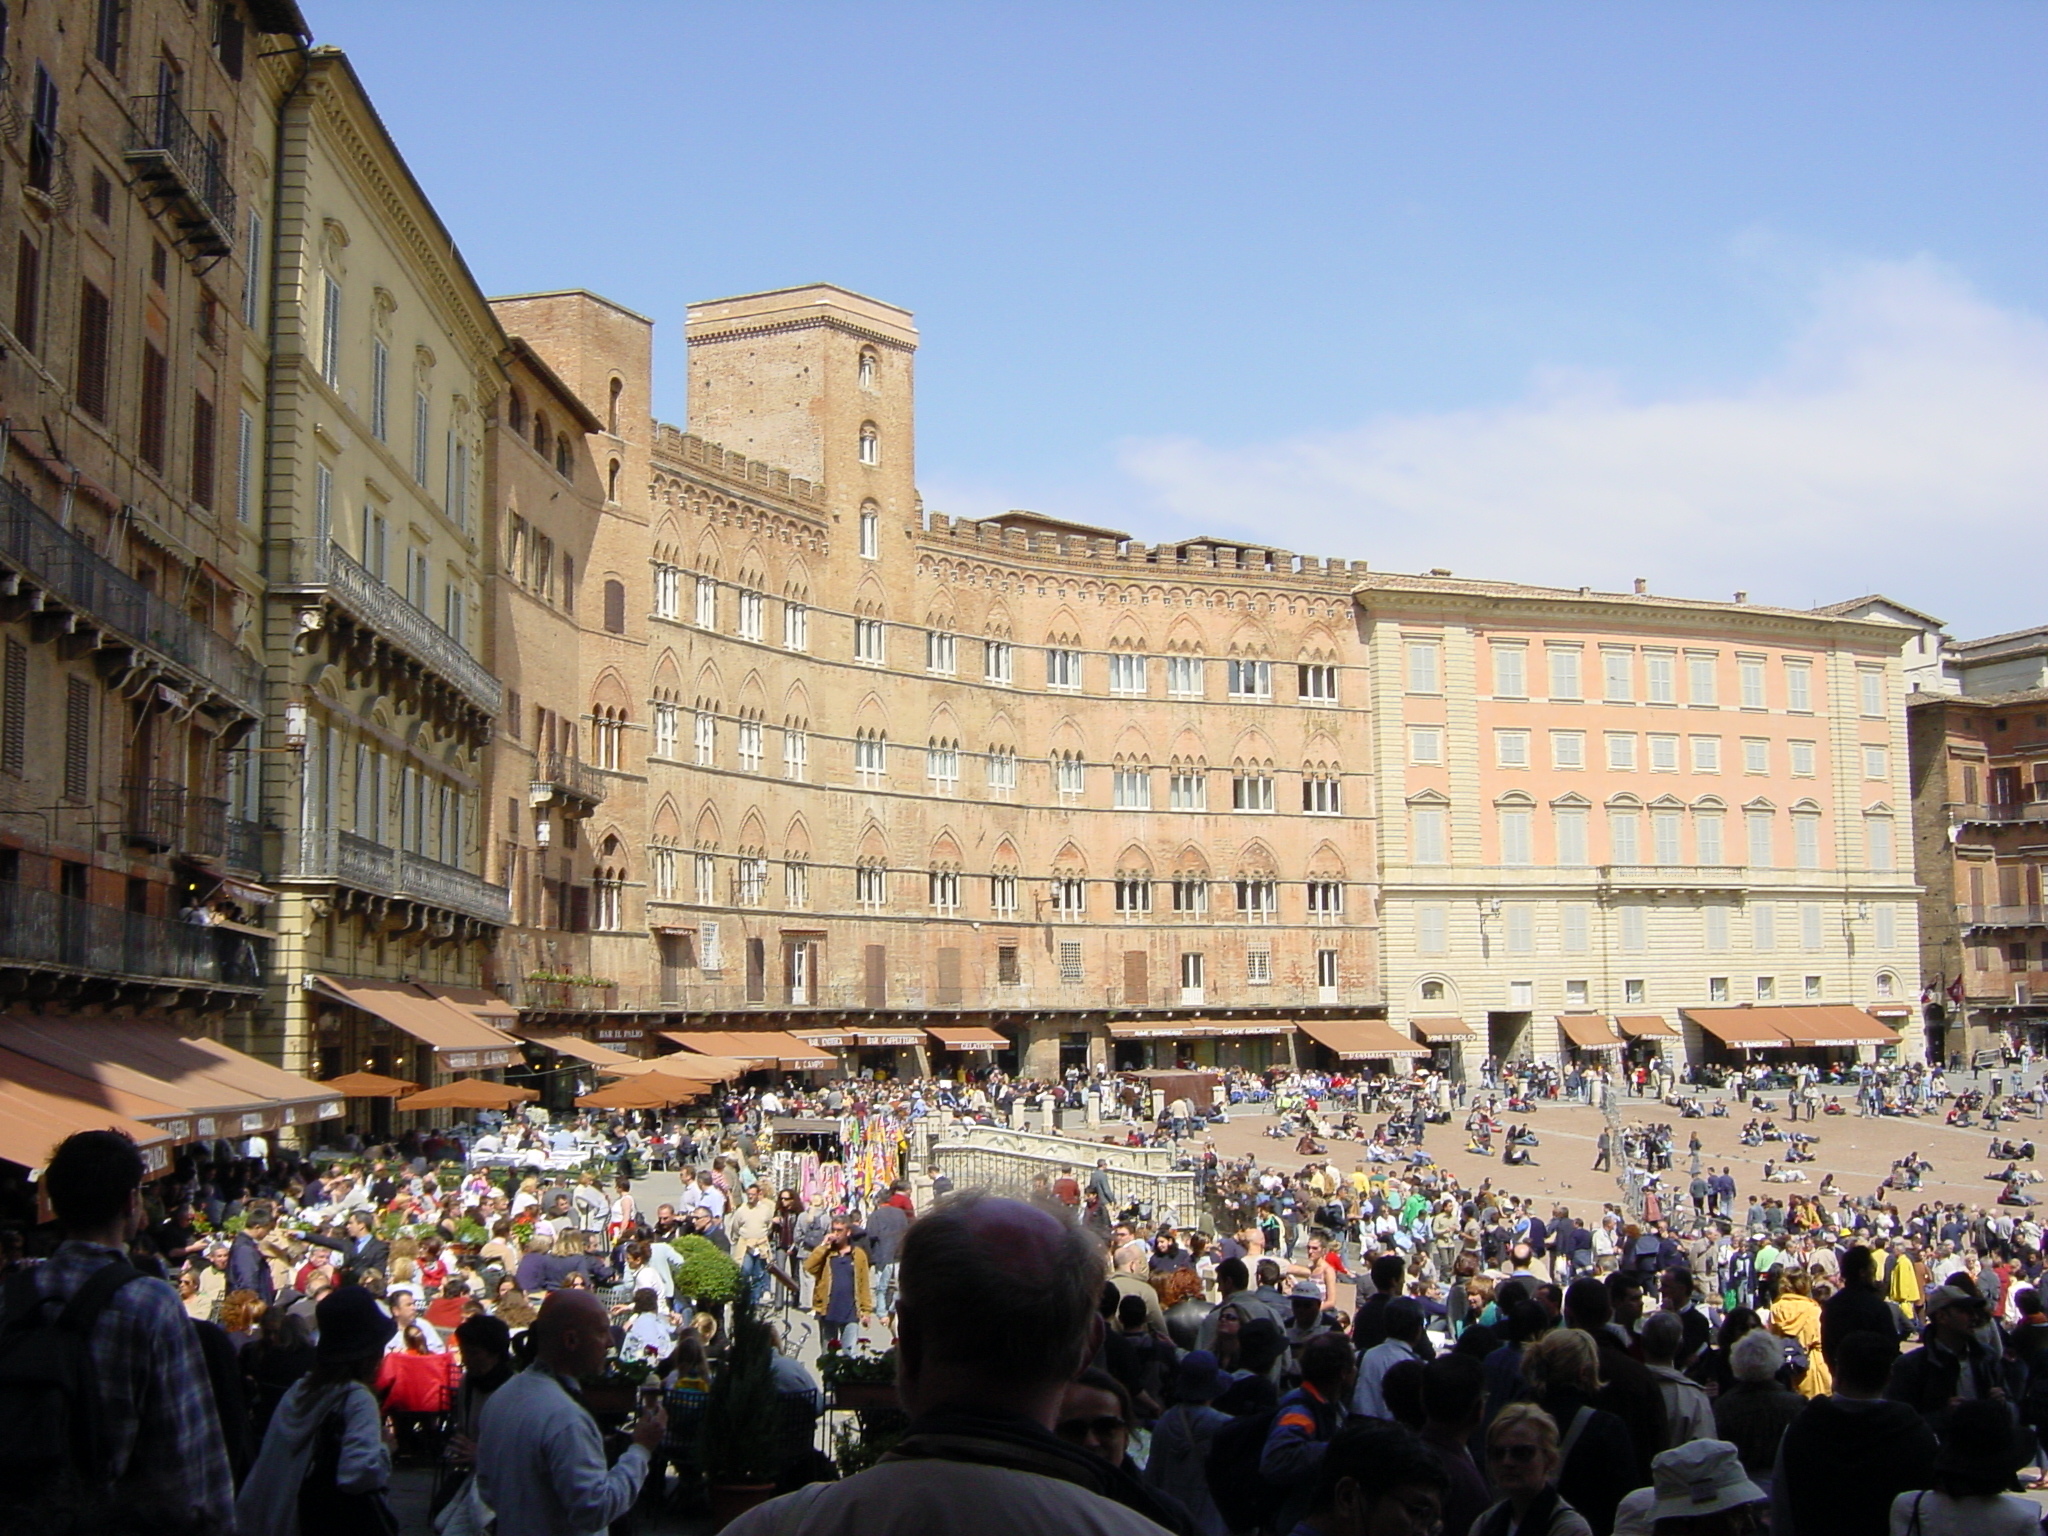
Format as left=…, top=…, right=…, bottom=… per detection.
left=1909, top=687, right=2048, bottom=1065
left=252, top=49, right=512, bottom=1088
left=1364, top=576, right=1924, bottom=1075
left=479, top=283, right=1925, bottom=1082
left=0, top=0, right=304, bottom=1045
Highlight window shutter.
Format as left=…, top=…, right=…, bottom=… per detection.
left=863, top=944, right=887, bottom=1008
left=64, top=677, right=91, bottom=801
left=13, top=237, right=39, bottom=352
left=2, top=640, right=26, bottom=775
left=190, top=392, right=216, bottom=508
left=936, top=947, right=962, bottom=1005
left=746, top=937, right=766, bottom=1003
left=1123, top=949, right=1148, bottom=1006
left=569, top=885, right=590, bottom=933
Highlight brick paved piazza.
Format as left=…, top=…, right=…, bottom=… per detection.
left=1061, top=1072, right=2044, bottom=1219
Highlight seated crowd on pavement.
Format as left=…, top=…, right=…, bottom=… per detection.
left=4, top=1056, right=2048, bottom=1534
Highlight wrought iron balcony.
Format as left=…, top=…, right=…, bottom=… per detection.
left=226, top=817, right=264, bottom=874
left=0, top=883, right=265, bottom=991
left=0, top=479, right=265, bottom=715
left=279, top=541, right=500, bottom=720
left=530, top=751, right=607, bottom=814
left=124, top=94, right=236, bottom=260
left=122, top=778, right=229, bottom=859
left=290, top=828, right=510, bottom=927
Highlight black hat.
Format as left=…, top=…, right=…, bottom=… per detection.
left=316, top=1283, right=397, bottom=1362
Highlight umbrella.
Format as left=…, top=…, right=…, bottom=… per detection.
left=401, top=1079, right=541, bottom=1111
left=320, top=1071, right=420, bottom=1099
left=603, top=1054, right=751, bottom=1083
left=576, top=1078, right=710, bottom=1110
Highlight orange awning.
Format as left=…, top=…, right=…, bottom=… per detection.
left=1761, top=1006, right=1902, bottom=1048
left=1299, top=1020, right=1431, bottom=1059
left=319, top=1070, right=420, bottom=1099
left=0, top=1049, right=176, bottom=1176
left=927, top=1025, right=1009, bottom=1052
left=1615, top=1014, right=1681, bottom=1039
left=1410, top=1016, right=1475, bottom=1040
left=514, top=1032, right=639, bottom=1068
left=1556, top=1014, right=1623, bottom=1051
left=1682, top=1008, right=1793, bottom=1048
left=577, top=1078, right=709, bottom=1110
left=0, top=1017, right=343, bottom=1136
left=660, top=1030, right=836, bottom=1070
left=312, top=976, right=519, bottom=1070
left=610, top=1053, right=751, bottom=1083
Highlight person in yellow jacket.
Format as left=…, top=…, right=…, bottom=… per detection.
left=1767, top=1267, right=1832, bottom=1397
left=803, top=1215, right=875, bottom=1350
left=1882, top=1236, right=1924, bottom=1317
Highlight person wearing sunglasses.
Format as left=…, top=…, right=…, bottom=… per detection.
left=1473, top=1403, right=1593, bottom=1536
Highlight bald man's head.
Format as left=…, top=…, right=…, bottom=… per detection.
left=897, top=1192, right=1104, bottom=1403
left=531, top=1287, right=612, bottom=1378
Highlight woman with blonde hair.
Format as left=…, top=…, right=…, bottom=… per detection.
left=1474, top=1402, right=1594, bottom=1536
left=1767, top=1265, right=1832, bottom=1397
left=1518, top=1329, right=1634, bottom=1536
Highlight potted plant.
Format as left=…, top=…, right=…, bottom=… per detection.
left=701, top=1294, right=780, bottom=1526
left=819, top=1343, right=899, bottom=1412
left=671, top=1233, right=740, bottom=1310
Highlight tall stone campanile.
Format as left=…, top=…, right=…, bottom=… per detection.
left=684, top=285, right=919, bottom=544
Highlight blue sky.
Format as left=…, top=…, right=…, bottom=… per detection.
left=326, top=2, right=2047, bottom=634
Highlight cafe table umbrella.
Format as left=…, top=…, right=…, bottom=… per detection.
left=576, top=1077, right=711, bottom=1111
left=320, top=1070, right=421, bottom=1099
left=400, top=1078, right=541, bottom=1111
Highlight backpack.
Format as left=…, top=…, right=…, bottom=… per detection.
left=0, top=1259, right=144, bottom=1523
left=1204, top=1406, right=1282, bottom=1534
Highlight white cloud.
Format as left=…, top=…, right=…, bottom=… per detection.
left=1115, top=256, right=2048, bottom=634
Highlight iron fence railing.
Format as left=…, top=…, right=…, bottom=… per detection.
left=0, top=479, right=264, bottom=712
left=533, top=751, right=607, bottom=806
left=124, top=94, right=235, bottom=255
left=290, top=828, right=510, bottom=926
left=278, top=540, right=499, bottom=716
left=0, top=883, right=265, bottom=988
left=120, top=778, right=227, bottom=858
left=226, top=817, right=264, bottom=873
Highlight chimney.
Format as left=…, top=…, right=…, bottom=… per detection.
left=1633, top=577, right=1648, bottom=595
left=1734, top=591, right=1748, bottom=604
left=1428, top=567, right=1453, bottom=577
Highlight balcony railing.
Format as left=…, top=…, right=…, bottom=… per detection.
left=279, top=541, right=500, bottom=717
left=122, top=778, right=228, bottom=859
left=0, top=479, right=265, bottom=714
left=531, top=751, right=606, bottom=810
left=1956, top=802, right=2048, bottom=824
left=0, top=883, right=265, bottom=989
left=124, top=94, right=235, bottom=259
left=290, top=828, right=510, bottom=926
left=1961, top=904, right=2048, bottom=929
left=226, top=817, right=264, bottom=873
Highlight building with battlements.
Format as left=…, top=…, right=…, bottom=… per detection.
left=486, top=283, right=1923, bottom=1081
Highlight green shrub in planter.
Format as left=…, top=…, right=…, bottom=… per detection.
left=702, top=1294, right=779, bottom=1485
left=671, top=1233, right=740, bottom=1306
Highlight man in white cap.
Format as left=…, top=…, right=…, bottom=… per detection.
left=1611, top=1438, right=1765, bottom=1536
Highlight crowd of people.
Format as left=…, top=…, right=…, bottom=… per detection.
left=9, top=1049, right=2048, bottom=1535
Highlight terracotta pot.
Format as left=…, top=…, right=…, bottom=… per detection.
left=708, top=1482, right=777, bottom=1528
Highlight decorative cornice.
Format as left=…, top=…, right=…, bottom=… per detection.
left=687, top=315, right=917, bottom=353
left=299, top=60, right=504, bottom=402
